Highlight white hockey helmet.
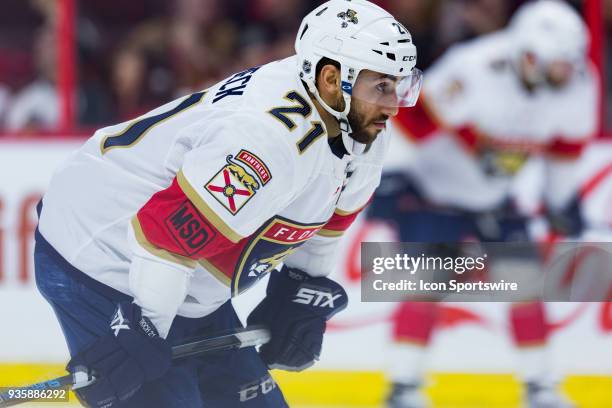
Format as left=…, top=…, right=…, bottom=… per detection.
left=295, top=0, right=422, bottom=152
left=510, top=0, right=589, bottom=67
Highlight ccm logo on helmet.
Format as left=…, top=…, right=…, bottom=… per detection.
left=293, top=287, right=342, bottom=307
left=403, top=56, right=416, bottom=62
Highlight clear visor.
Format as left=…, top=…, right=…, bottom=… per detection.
left=351, top=68, right=423, bottom=108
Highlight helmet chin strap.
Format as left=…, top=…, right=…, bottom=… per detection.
left=305, top=81, right=369, bottom=157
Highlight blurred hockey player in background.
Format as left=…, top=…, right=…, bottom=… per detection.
left=578, top=144, right=612, bottom=241
left=33, top=0, right=422, bottom=406
left=366, top=1, right=598, bottom=407
left=566, top=145, right=612, bottom=302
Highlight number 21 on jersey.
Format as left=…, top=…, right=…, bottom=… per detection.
left=268, top=91, right=326, bottom=154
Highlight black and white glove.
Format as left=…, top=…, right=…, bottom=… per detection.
left=247, top=265, right=348, bottom=371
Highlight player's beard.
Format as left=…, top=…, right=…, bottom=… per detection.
left=347, top=108, right=386, bottom=145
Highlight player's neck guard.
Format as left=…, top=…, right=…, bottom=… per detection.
left=328, top=134, right=349, bottom=158
left=341, top=131, right=367, bottom=156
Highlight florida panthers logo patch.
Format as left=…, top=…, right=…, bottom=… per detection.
left=232, top=217, right=324, bottom=295
left=205, top=151, right=268, bottom=215
left=248, top=247, right=296, bottom=278
left=337, top=9, right=358, bottom=28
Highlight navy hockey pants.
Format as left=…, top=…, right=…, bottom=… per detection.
left=34, top=229, right=288, bottom=408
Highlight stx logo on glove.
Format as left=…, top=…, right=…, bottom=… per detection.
left=293, top=287, right=342, bottom=307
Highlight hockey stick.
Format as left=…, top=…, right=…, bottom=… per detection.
left=0, top=326, right=270, bottom=407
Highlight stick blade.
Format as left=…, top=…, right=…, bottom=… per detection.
left=233, top=327, right=271, bottom=348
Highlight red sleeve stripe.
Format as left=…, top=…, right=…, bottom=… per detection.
left=136, top=176, right=238, bottom=262
left=393, top=93, right=444, bottom=142
left=199, top=259, right=232, bottom=287
left=394, top=94, right=479, bottom=152
left=131, top=216, right=197, bottom=268
left=318, top=204, right=368, bottom=238
left=455, top=125, right=480, bottom=150
left=547, top=137, right=588, bottom=158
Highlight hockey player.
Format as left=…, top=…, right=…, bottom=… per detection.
left=366, top=1, right=597, bottom=407
left=33, top=1, right=422, bottom=407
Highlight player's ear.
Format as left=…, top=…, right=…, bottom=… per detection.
left=317, top=64, right=342, bottom=97
left=316, top=64, right=343, bottom=110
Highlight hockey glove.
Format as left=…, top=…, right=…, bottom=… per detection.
left=67, top=302, right=172, bottom=408
left=546, top=197, right=584, bottom=238
left=247, top=265, right=348, bottom=371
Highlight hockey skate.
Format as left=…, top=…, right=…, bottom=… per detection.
left=525, top=382, right=575, bottom=408
left=386, top=382, right=430, bottom=408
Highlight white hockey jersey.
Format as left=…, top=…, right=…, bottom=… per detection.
left=39, top=56, right=387, bottom=319
left=391, top=32, right=598, bottom=212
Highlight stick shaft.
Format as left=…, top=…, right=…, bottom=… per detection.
left=172, top=328, right=270, bottom=359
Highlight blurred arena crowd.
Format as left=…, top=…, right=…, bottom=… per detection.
left=0, top=0, right=591, bottom=133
